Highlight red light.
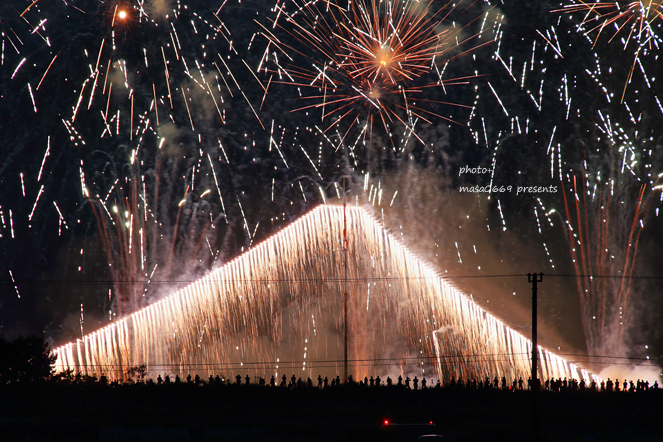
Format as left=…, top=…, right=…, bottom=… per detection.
left=384, top=420, right=389, bottom=425
left=429, top=421, right=433, bottom=425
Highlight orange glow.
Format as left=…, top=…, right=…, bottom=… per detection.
left=108, top=2, right=135, bottom=32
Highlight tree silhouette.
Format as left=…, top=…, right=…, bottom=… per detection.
left=0, top=335, right=57, bottom=384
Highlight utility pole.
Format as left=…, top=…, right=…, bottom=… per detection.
left=342, top=173, right=348, bottom=383
left=528, top=272, right=543, bottom=385
left=528, top=272, right=543, bottom=441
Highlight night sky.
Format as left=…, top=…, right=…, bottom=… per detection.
left=1, top=0, right=662, bottom=370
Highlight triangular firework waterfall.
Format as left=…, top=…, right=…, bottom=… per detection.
left=53, top=205, right=594, bottom=383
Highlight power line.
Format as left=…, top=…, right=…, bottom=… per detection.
left=50, top=353, right=663, bottom=368
left=4, top=273, right=663, bottom=285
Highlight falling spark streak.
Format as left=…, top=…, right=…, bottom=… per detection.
left=37, top=137, right=50, bottom=182
left=53, top=201, right=68, bottom=230
left=300, top=145, right=322, bottom=179
left=536, top=29, right=564, bottom=58
left=29, top=185, right=45, bottom=222
left=205, top=82, right=224, bottom=123
left=207, top=153, right=227, bottom=218
left=152, top=83, right=160, bottom=125
left=11, top=57, right=26, bottom=79
left=218, top=55, right=264, bottom=129
left=27, top=83, right=37, bottom=113
left=237, top=196, right=251, bottom=239
left=20, top=0, right=40, bottom=17
left=9, top=270, right=20, bottom=299
left=487, top=81, right=509, bottom=117
left=88, top=71, right=99, bottom=110
left=181, top=85, right=195, bottom=131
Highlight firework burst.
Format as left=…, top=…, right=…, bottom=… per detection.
left=557, top=1, right=663, bottom=101
left=260, top=0, right=493, bottom=146
left=559, top=1, right=663, bottom=45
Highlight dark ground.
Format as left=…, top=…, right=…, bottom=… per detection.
left=1, top=384, right=661, bottom=442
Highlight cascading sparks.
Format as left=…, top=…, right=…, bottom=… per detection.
left=53, top=204, right=595, bottom=383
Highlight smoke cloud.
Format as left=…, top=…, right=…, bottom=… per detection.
left=598, top=362, right=662, bottom=385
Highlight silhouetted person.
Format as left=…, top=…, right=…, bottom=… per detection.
left=397, top=375, right=403, bottom=387
left=405, top=376, right=411, bottom=389
left=623, top=380, right=628, bottom=391
left=336, top=375, right=340, bottom=386
left=307, top=377, right=312, bottom=388
left=421, top=378, right=427, bottom=389
left=270, top=375, right=276, bottom=387
left=518, top=377, right=523, bottom=390
left=386, top=377, right=392, bottom=386
left=164, top=375, right=171, bottom=385
left=375, top=376, right=381, bottom=387
left=194, top=374, right=200, bottom=386
left=653, top=381, right=659, bottom=390
left=281, top=374, right=287, bottom=387
left=209, top=375, right=214, bottom=385
left=369, top=376, right=374, bottom=387
left=493, top=377, right=499, bottom=389
left=175, top=375, right=181, bottom=384
left=186, top=374, right=192, bottom=384
left=245, top=374, right=251, bottom=385
left=606, top=378, right=613, bottom=392
left=236, top=374, right=242, bottom=385
left=323, top=376, right=328, bottom=388
left=502, top=376, right=507, bottom=389
left=413, top=377, right=418, bottom=390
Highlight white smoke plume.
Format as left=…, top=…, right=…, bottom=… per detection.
left=598, top=362, right=662, bottom=385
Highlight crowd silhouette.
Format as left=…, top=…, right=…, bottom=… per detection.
left=1, top=336, right=659, bottom=394
left=54, top=367, right=660, bottom=395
